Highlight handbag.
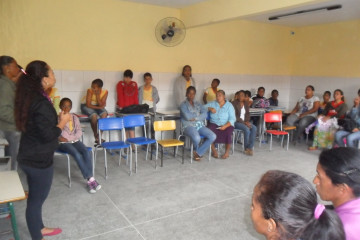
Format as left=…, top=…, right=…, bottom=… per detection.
left=338, top=118, right=357, bottom=132
left=119, top=104, right=149, bottom=114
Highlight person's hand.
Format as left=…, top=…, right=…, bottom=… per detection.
left=190, top=118, right=196, bottom=121
left=59, top=136, right=68, bottom=142
left=59, top=111, right=71, bottom=123
left=354, top=97, right=360, bottom=107
left=245, top=122, right=252, bottom=128
left=209, top=107, right=216, bottom=114
left=352, top=128, right=359, bottom=133
left=299, top=113, right=305, bottom=118
left=219, top=125, right=227, bottom=131
left=322, top=116, right=330, bottom=122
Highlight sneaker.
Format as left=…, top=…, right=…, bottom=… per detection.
left=87, top=181, right=96, bottom=194
left=244, top=149, right=253, bottom=156
left=92, top=180, right=102, bottom=191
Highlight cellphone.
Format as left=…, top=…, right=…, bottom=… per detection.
left=216, top=127, right=222, bottom=129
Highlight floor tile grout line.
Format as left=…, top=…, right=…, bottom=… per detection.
left=101, top=189, right=147, bottom=240
left=78, top=225, right=134, bottom=240
left=133, top=194, right=244, bottom=227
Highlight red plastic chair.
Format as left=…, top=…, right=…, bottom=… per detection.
left=261, top=112, right=289, bottom=151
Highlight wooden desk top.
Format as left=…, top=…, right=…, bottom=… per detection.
left=0, top=171, right=26, bottom=204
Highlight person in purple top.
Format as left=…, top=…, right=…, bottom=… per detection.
left=58, top=98, right=101, bottom=194
left=313, top=147, right=360, bottom=240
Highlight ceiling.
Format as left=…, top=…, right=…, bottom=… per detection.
left=244, top=0, right=360, bottom=27
left=120, top=0, right=209, bottom=8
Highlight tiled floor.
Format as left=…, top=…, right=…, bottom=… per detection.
left=1, top=141, right=321, bottom=240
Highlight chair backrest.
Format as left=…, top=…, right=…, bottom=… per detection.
left=153, top=120, right=176, bottom=132
left=98, top=118, right=124, bottom=131
left=123, top=115, right=145, bottom=128
left=264, top=112, right=282, bottom=123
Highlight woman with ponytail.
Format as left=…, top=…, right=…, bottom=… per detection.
left=314, top=147, right=360, bottom=240
left=15, top=60, right=70, bottom=239
left=251, top=170, right=345, bottom=240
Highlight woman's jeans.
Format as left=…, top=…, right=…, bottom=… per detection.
left=19, top=164, right=53, bottom=240
left=58, top=141, right=93, bottom=179
left=234, top=122, right=257, bottom=149
left=335, top=130, right=360, bottom=148
left=183, top=126, right=216, bottom=157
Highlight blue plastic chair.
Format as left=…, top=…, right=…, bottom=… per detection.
left=55, top=146, right=94, bottom=187
left=96, top=118, right=131, bottom=179
left=123, top=115, right=157, bottom=173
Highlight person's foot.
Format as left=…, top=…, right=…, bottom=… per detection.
left=244, top=149, right=253, bottom=156
left=212, top=151, right=219, bottom=158
left=221, top=153, right=229, bottom=159
left=193, top=151, right=201, bottom=161
left=308, top=146, right=317, bottom=151
left=41, top=227, right=62, bottom=236
left=87, top=181, right=97, bottom=193
left=92, top=179, right=102, bottom=191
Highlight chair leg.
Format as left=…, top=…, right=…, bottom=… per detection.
left=119, top=149, right=122, bottom=166
left=269, top=135, right=273, bottom=151
left=208, top=145, right=211, bottom=162
left=286, top=134, right=289, bottom=151
left=135, top=145, right=138, bottom=174
left=66, top=154, right=71, bottom=188
left=91, top=149, right=95, bottom=177
left=182, top=145, right=185, bottom=164
left=129, top=146, right=132, bottom=176
left=104, top=149, right=108, bottom=180
left=155, top=143, right=158, bottom=169
left=190, top=143, right=193, bottom=164
left=161, top=146, right=164, bottom=167
left=145, top=144, right=149, bottom=161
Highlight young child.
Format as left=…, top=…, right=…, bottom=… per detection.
left=81, top=79, right=108, bottom=144
left=138, top=72, right=160, bottom=114
left=244, top=90, right=253, bottom=107
left=58, top=98, right=101, bottom=193
left=203, top=78, right=220, bottom=104
left=116, top=69, right=138, bottom=143
left=268, top=89, right=279, bottom=106
left=318, top=91, right=331, bottom=115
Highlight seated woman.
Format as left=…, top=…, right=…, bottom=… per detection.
left=205, top=90, right=236, bottom=159
left=252, top=170, right=345, bottom=240
left=314, top=148, right=360, bottom=240
left=58, top=98, right=101, bottom=193
left=309, top=89, right=347, bottom=150
left=202, top=78, right=220, bottom=104
left=286, top=85, right=320, bottom=142
left=232, top=90, right=257, bottom=156
left=180, top=87, right=216, bottom=161
left=318, top=91, right=331, bottom=115
left=335, top=96, right=360, bottom=148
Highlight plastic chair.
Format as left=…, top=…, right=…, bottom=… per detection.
left=233, top=129, right=245, bottom=152
left=123, top=115, right=157, bottom=173
left=96, top=118, right=131, bottom=179
left=153, top=120, right=185, bottom=167
left=55, top=146, right=94, bottom=187
left=261, top=112, right=289, bottom=151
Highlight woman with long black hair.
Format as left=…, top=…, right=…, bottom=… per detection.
left=15, top=60, right=70, bottom=239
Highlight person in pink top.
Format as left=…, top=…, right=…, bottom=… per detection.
left=314, top=147, right=360, bottom=240
left=58, top=98, right=101, bottom=194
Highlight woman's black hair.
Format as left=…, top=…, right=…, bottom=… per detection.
left=258, top=86, right=265, bottom=92
left=182, top=65, right=192, bottom=77
left=256, top=170, right=345, bottom=240
left=212, top=78, right=220, bottom=85
left=0, top=55, right=15, bottom=75
left=244, top=90, right=252, bottom=98
left=319, top=148, right=360, bottom=197
left=186, top=86, right=196, bottom=96
left=15, top=60, right=49, bottom=132
left=307, top=85, right=315, bottom=91
left=124, top=69, right=133, bottom=78
left=334, top=89, right=345, bottom=102
left=92, top=78, right=103, bottom=88
left=144, top=72, right=152, bottom=79
left=324, top=91, right=331, bottom=97
left=271, top=89, right=279, bottom=95
left=59, top=97, right=72, bottom=108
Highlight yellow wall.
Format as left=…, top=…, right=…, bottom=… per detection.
left=292, top=19, right=360, bottom=77
left=181, top=0, right=328, bottom=27
left=1, top=0, right=293, bottom=75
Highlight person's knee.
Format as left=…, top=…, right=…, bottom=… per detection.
left=209, top=132, right=216, bottom=142
left=192, top=135, right=201, bottom=145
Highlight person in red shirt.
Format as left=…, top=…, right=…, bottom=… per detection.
left=116, top=69, right=138, bottom=142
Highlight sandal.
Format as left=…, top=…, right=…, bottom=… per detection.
left=193, top=152, right=201, bottom=161
left=221, top=154, right=229, bottom=159
left=212, top=152, right=219, bottom=158
left=308, top=146, right=318, bottom=151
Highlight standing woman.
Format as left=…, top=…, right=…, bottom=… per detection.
left=0, top=55, right=21, bottom=170
left=206, top=90, right=236, bottom=159
left=313, top=148, right=360, bottom=240
left=15, top=60, right=70, bottom=239
left=174, top=65, right=196, bottom=108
